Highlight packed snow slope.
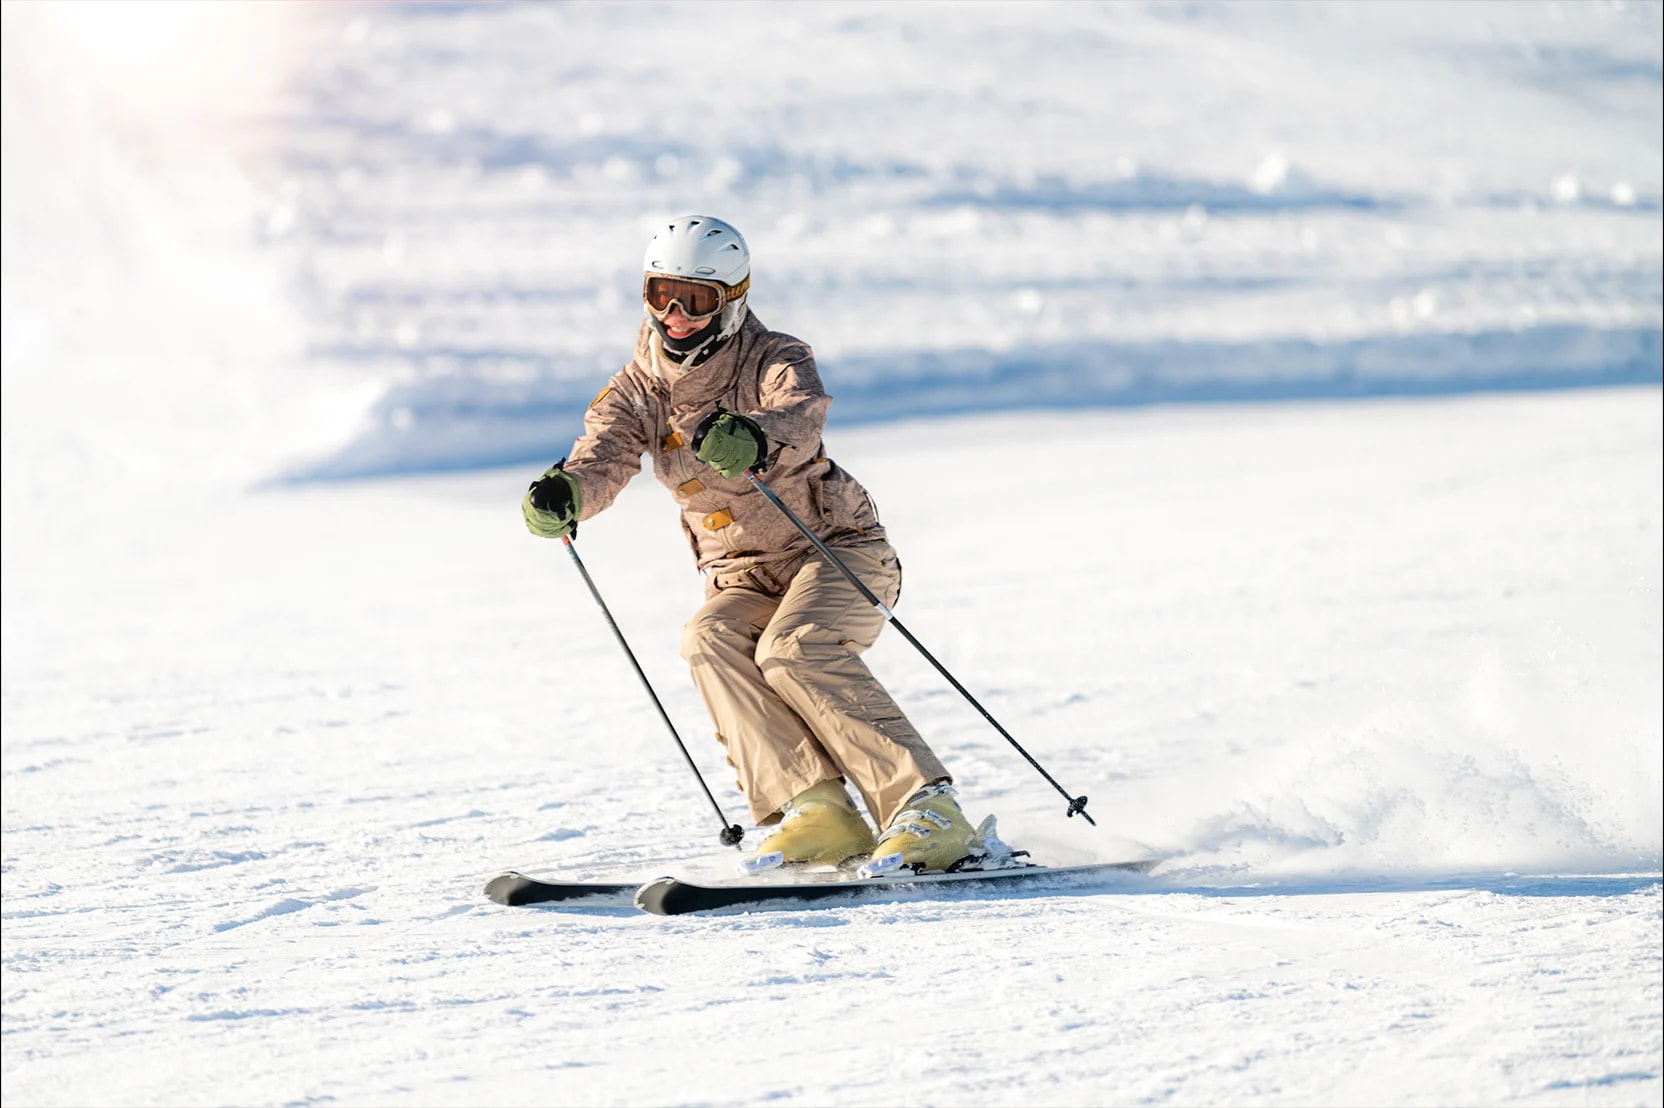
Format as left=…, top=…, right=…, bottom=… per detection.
left=2, top=2, right=1661, bottom=1107
left=2, top=393, right=1660, bottom=1107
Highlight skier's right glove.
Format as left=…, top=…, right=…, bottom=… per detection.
left=522, top=462, right=582, bottom=539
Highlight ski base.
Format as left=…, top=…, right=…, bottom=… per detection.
left=634, top=858, right=1160, bottom=916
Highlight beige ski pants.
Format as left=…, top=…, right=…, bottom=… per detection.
left=681, top=541, right=949, bottom=830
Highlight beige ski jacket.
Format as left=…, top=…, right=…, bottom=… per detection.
left=565, top=311, right=887, bottom=597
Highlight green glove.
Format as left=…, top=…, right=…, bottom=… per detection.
left=692, top=409, right=768, bottom=479
left=522, top=463, right=582, bottom=539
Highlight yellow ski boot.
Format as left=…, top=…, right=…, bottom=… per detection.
left=741, top=779, right=876, bottom=873
left=860, top=783, right=986, bottom=876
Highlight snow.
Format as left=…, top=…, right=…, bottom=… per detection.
left=2, top=2, right=1660, bottom=1106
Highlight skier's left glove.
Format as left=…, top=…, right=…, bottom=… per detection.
left=522, top=462, right=582, bottom=539
left=693, top=409, right=768, bottom=479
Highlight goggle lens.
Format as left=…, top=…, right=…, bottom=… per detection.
left=643, top=275, right=725, bottom=318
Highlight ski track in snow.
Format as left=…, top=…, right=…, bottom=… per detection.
left=3, top=1, right=1662, bottom=1105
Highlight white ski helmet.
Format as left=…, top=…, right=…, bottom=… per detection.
left=641, top=214, right=751, bottom=363
left=643, top=214, right=750, bottom=285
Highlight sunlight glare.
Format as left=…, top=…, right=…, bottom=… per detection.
left=40, top=0, right=299, bottom=118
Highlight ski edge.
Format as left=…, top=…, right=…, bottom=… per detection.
left=633, top=858, right=1162, bottom=916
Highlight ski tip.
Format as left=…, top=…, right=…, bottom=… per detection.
left=633, top=876, right=680, bottom=916
left=483, top=871, right=532, bottom=906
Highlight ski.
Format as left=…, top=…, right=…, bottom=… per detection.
left=482, top=871, right=641, bottom=908
left=633, top=858, right=1160, bottom=916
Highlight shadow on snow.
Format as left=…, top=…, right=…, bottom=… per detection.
left=278, top=322, right=1663, bottom=484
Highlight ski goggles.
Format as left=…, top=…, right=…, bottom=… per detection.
left=642, top=273, right=750, bottom=320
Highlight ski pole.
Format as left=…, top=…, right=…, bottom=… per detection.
left=743, top=471, right=1095, bottom=826
left=561, top=535, right=745, bottom=848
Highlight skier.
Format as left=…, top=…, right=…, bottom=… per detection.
left=521, top=214, right=990, bottom=875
